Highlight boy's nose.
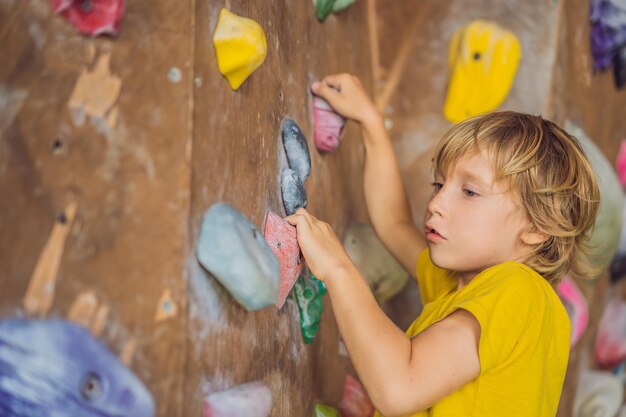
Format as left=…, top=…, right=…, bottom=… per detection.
left=427, top=189, right=446, bottom=217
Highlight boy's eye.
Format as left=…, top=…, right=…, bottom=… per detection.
left=463, top=189, right=478, bottom=197
left=431, top=182, right=443, bottom=191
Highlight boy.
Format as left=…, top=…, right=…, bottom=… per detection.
left=285, top=74, right=600, bottom=417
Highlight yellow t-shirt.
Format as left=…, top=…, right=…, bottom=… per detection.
left=375, top=249, right=571, bottom=417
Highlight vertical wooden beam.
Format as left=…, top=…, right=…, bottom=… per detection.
left=376, top=0, right=433, bottom=112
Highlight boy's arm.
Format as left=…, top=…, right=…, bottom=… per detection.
left=361, top=116, right=426, bottom=275
left=285, top=209, right=481, bottom=416
left=312, top=75, right=425, bottom=275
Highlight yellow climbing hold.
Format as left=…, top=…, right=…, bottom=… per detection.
left=213, top=8, right=267, bottom=90
left=443, top=20, right=521, bottom=123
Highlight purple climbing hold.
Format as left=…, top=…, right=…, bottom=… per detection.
left=196, top=203, right=280, bottom=311
left=281, top=169, right=307, bottom=216
left=0, top=318, right=155, bottom=417
left=282, top=119, right=311, bottom=181
left=590, top=0, right=626, bottom=71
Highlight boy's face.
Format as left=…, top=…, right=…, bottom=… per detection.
left=424, top=148, right=531, bottom=284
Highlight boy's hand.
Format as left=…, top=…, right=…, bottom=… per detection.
left=285, top=208, right=356, bottom=283
left=311, top=74, right=381, bottom=127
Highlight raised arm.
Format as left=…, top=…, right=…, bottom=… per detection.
left=312, top=74, right=425, bottom=275
left=285, top=209, right=481, bottom=416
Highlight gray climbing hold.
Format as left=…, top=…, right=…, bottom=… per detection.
left=196, top=203, right=280, bottom=311
left=281, top=169, right=307, bottom=215
left=282, top=119, right=311, bottom=181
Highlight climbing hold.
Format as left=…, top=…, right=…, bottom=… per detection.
left=590, top=0, right=626, bottom=71
left=566, top=122, right=624, bottom=275
left=443, top=20, right=521, bottom=123
left=332, top=0, right=356, bottom=13
left=204, top=381, right=272, bottom=417
left=343, top=223, right=409, bottom=303
left=196, top=203, right=280, bottom=311
left=617, top=140, right=626, bottom=189
left=339, top=374, right=375, bottom=417
left=314, top=403, right=340, bottom=417
left=282, top=119, right=311, bottom=181
left=312, top=95, right=346, bottom=153
left=556, top=276, right=588, bottom=348
left=313, top=0, right=355, bottom=21
left=595, top=296, right=626, bottom=369
left=0, top=318, right=155, bottom=416
left=610, top=196, right=626, bottom=283
left=281, top=169, right=307, bottom=216
left=574, top=370, right=623, bottom=417
left=294, top=269, right=327, bottom=344
left=313, top=0, right=334, bottom=21
left=615, top=45, right=626, bottom=89
left=213, top=8, right=267, bottom=90
left=263, top=211, right=304, bottom=309
left=52, top=0, right=126, bottom=37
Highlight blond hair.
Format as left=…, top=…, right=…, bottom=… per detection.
left=433, top=111, right=600, bottom=283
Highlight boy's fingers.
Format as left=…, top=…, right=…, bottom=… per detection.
left=311, top=81, right=340, bottom=102
left=284, top=211, right=312, bottom=228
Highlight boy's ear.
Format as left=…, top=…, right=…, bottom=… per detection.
left=520, top=225, right=548, bottom=246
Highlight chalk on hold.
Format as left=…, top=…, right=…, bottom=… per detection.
left=565, top=122, right=623, bottom=275
left=213, top=8, right=267, bottom=90
left=263, top=211, right=304, bottom=309
left=556, top=276, right=588, bottom=348
left=343, top=223, right=408, bottom=303
left=315, top=403, right=340, bottom=417
left=281, top=169, right=307, bottom=216
left=52, top=0, right=126, bottom=37
left=196, top=203, right=280, bottom=311
left=0, top=318, right=155, bottom=417
left=574, top=370, right=623, bottom=417
left=339, top=374, right=375, bottom=417
left=282, top=119, right=311, bottom=181
left=294, top=269, right=327, bottom=344
left=444, top=20, right=521, bottom=123
left=312, top=95, right=346, bottom=153
left=204, top=381, right=272, bottom=417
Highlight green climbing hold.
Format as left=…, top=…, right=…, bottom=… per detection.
left=314, top=0, right=355, bottom=21
left=314, top=0, right=334, bottom=21
left=314, top=403, right=340, bottom=417
left=332, top=0, right=355, bottom=12
left=295, top=269, right=327, bottom=344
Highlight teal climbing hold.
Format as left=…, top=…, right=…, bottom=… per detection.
left=196, top=203, right=280, bottom=311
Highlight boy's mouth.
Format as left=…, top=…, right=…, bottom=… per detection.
left=425, top=224, right=445, bottom=240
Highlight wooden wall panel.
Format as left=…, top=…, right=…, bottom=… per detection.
left=184, top=1, right=372, bottom=416
left=0, top=1, right=193, bottom=416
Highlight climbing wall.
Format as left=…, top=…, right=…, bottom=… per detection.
left=3, top=0, right=626, bottom=415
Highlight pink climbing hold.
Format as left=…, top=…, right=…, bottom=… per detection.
left=339, top=374, right=375, bottom=417
left=52, top=0, right=125, bottom=37
left=556, top=276, right=589, bottom=347
left=312, top=94, right=346, bottom=153
left=595, top=296, right=626, bottom=370
left=204, top=381, right=272, bottom=417
left=616, top=140, right=626, bottom=189
left=263, top=211, right=304, bottom=308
